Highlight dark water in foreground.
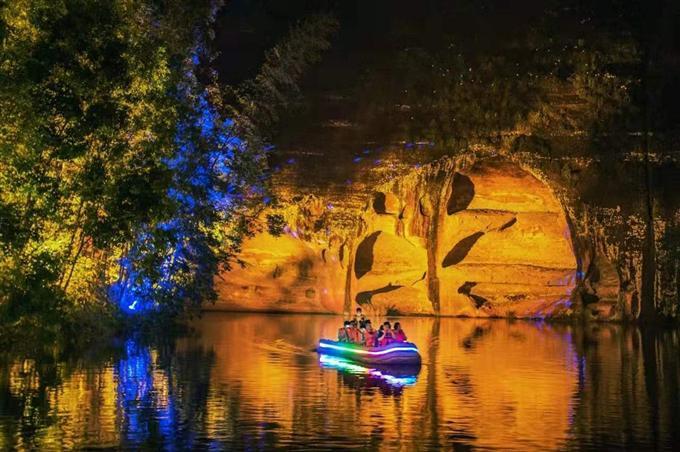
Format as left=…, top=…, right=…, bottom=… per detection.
left=1, top=314, right=679, bottom=450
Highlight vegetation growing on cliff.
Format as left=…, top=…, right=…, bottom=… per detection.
left=357, top=18, right=639, bottom=149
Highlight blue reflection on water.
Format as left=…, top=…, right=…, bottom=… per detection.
left=116, top=339, right=180, bottom=449
left=117, top=339, right=153, bottom=444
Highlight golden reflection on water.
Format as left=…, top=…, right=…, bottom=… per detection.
left=182, top=315, right=578, bottom=449
left=1, top=314, right=679, bottom=450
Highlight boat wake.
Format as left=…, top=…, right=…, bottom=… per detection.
left=255, top=339, right=314, bottom=357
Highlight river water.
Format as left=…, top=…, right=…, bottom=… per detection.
left=1, top=313, right=679, bottom=450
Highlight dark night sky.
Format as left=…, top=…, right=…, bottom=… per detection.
left=214, top=0, right=573, bottom=84
left=210, top=0, right=680, bottom=151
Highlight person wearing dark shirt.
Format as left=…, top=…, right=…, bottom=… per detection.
left=354, top=307, right=366, bottom=324
left=393, top=322, right=407, bottom=342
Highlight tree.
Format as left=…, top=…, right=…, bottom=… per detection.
left=109, top=13, right=338, bottom=315
left=1, top=0, right=215, bottom=318
left=0, top=1, right=337, bottom=322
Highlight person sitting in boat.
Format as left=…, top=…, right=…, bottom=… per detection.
left=378, top=321, right=395, bottom=346
left=393, top=322, right=407, bottom=342
left=348, top=319, right=362, bottom=343
left=354, top=307, right=365, bottom=324
left=338, top=320, right=351, bottom=342
left=362, top=320, right=378, bottom=347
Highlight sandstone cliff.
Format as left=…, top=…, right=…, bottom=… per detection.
left=211, top=140, right=678, bottom=320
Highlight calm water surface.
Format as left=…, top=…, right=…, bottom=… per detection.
left=1, top=314, right=679, bottom=450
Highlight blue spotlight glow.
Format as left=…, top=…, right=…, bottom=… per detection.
left=109, top=49, right=262, bottom=315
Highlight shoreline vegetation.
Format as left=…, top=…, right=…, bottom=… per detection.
left=0, top=0, right=338, bottom=347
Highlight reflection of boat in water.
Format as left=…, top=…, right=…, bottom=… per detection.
left=317, top=339, right=422, bottom=366
left=318, top=355, right=420, bottom=388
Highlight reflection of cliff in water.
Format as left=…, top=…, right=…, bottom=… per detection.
left=567, top=325, right=680, bottom=450
left=1, top=315, right=680, bottom=449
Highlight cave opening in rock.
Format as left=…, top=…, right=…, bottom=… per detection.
left=436, top=160, right=578, bottom=317
left=447, top=172, right=475, bottom=214
left=354, top=231, right=381, bottom=279
left=372, top=192, right=387, bottom=214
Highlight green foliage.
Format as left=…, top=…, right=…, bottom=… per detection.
left=527, top=35, right=639, bottom=137
left=356, top=17, right=639, bottom=149
left=0, top=0, right=218, bottom=318
left=226, top=13, right=339, bottom=142
left=266, top=213, right=287, bottom=236
left=388, top=48, right=540, bottom=148
left=0, top=1, right=338, bottom=335
left=108, top=12, right=338, bottom=317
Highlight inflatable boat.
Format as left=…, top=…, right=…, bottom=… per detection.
left=317, top=339, right=422, bottom=366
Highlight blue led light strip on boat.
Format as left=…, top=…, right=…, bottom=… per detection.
left=318, top=342, right=419, bottom=355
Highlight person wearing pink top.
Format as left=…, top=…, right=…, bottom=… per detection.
left=393, top=322, right=407, bottom=342
left=378, top=321, right=394, bottom=346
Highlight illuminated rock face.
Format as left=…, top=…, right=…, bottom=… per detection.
left=435, top=161, right=576, bottom=316
left=348, top=159, right=577, bottom=317
left=213, top=229, right=346, bottom=313
left=213, top=158, right=578, bottom=318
